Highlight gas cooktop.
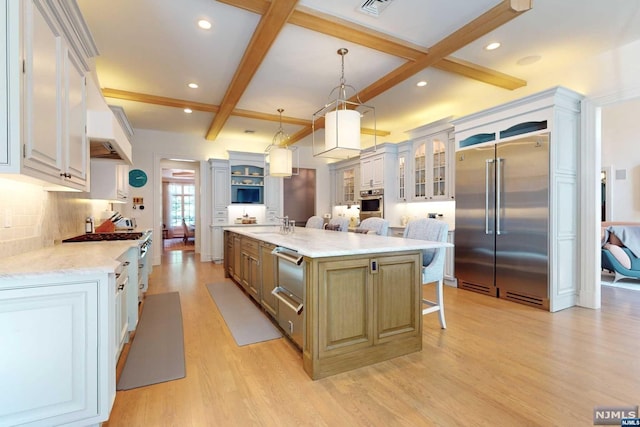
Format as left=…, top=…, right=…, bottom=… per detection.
left=62, top=232, right=144, bottom=242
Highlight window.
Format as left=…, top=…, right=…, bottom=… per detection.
left=168, top=182, right=195, bottom=227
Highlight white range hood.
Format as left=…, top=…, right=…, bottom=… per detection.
left=86, top=75, right=133, bottom=164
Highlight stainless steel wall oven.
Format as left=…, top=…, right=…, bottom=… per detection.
left=359, top=189, right=384, bottom=221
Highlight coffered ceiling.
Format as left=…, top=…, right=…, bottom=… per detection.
left=77, top=0, right=640, bottom=151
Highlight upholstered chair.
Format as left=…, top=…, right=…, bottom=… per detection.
left=326, top=217, right=349, bottom=232
left=306, top=216, right=325, bottom=229
left=358, top=217, right=389, bottom=236
left=403, top=218, right=449, bottom=328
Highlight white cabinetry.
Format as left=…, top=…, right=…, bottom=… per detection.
left=396, top=142, right=410, bottom=202
left=115, top=255, right=130, bottom=361
left=0, top=272, right=112, bottom=426
left=89, top=159, right=129, bottom=202
left=210, top=159, right=230, bottom=263
left=410, top=130, right=454, bottom=201
left=264, top=172, right=282, bottom=224
left=2, top=0, right=97, bottom=191
left=452, top=86, right=582, bottom=312
left=330, top=157, right=359, bottom=205
left=444, top=231, right=455, bottom=285
left=360, top=153, right=384, bottom=189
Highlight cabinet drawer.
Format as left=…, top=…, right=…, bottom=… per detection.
left=242, top=237, right=260, bottom=256
left=214, top=209, right=227, bottom=217
left=214, top=217, right=227, bottom=224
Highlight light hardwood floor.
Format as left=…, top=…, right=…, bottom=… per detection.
left=106, top=252, right=640, bottom=426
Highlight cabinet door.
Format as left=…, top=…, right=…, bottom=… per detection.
left=360, top=155, right=383, bottom=189
left=341, top=166, right=358, bottom=205
left=116, top=164, right=129, bottom=200
left=396, top=151, right=408, bottom=202
left=212, top=226, right=224, bottom=262
left=412, top=141, right=427, bottom=200
left=213, top=164, right=230, bottom=210
left=22, top=0, right=64, bottom=179
left=232, top=235, right=241, bottom=282
left=317, top=257, right=373, bottom=359
left=0, top=281, right=99, bottom=426
left=264, top=174, right=282, bottom=223
left=373, top=254, right=421, bottom=343
left=430, top=133, right=451, bottom=200
left=63, top=44, right=87, bottom=187
left=444, top=231, right=455, bottom=283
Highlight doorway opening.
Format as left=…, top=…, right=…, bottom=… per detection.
left=161, top=162, right=198, bottom=254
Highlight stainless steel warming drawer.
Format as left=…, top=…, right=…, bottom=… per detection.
left=271, top=247, right=304, bottom=348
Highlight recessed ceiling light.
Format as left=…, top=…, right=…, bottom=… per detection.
left=517, top=55, right=542, bottom=66
left=187, top=83, right=199, bottom=89
left=197, top=19, right=211, bottom=30
left=416, top=81, right=428, bottom=87
left=184, top=108, right=193, bottom=114
left=244, top=130, right=255, bottom=134
left=485, top=42, right=501, bottom=51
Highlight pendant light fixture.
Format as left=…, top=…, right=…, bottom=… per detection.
left=265, top=109, right=297, bottom=177
left=312, top=48, right=376, bottom=159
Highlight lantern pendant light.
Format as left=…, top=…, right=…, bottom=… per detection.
left=312, top=48, right=376, bottom=159
left=265, top=109, right=297, bottom=177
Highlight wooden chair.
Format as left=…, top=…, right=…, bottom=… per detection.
left=403, top=218, right=449, bottom=328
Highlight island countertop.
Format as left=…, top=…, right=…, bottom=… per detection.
left=224, top=225, right=452, bottom=258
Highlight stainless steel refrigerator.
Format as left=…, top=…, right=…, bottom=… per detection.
left=455, top=134, right=550, bottom=309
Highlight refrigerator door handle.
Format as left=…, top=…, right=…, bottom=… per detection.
left=496, top=157, right=503, bottom=235
left=485, top=159, right=494, bottom=235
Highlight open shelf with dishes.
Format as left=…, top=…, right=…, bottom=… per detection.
left=230, top=165, right=264, bottom=203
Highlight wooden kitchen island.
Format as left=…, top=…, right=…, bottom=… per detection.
left=224, top=226, right=451, bottom=380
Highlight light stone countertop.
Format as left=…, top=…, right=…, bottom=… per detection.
left=0, top=240, right=139, bottom=281
left=224, top=226, right=452, bottom=258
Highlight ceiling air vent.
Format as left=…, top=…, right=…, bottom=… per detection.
left=357, top=0, right=394, bottom=17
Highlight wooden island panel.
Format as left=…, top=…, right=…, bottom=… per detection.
left=224, top=228, right=433, bottom=380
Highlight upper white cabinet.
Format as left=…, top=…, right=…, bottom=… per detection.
left=395, top=142, right=409, bottom=202
left=89, top=159, right=129, bottom=202
left=359, top=143, right=396, bottom=191
left=410, top=131, right=454, bottom=201
left=2, top=0, right=98, bottom=191
left=399, top=119, right=455, bottom=202
left=360, top=153, right=384, bottom=189
left=330, top=157, right=359, bottom=205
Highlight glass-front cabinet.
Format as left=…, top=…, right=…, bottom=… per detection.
left=330, top=157, right=360, bottom=206
left=396, top=142, right=410, bottom=202
left=410, top=130, right=454, bottom=201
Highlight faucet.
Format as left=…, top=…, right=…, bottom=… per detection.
left=276, top=215, right=292, bottom=234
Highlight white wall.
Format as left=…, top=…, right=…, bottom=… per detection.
left=601, top=97, right=640, bottom=221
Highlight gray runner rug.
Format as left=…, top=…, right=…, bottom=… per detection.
left=206, top=282, right=282, bottom=346
left=117, top=292, right=185, bottom=390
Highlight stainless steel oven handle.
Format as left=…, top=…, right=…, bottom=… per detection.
left=271, top=287, right=303, bottom=314
left=271, top=247, right=303, bottom=265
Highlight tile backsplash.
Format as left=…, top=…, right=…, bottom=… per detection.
left=0, top=177, right=109, bottom=257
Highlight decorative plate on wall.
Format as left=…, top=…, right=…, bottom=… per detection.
left=129, top=169, right=148, bottom=188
